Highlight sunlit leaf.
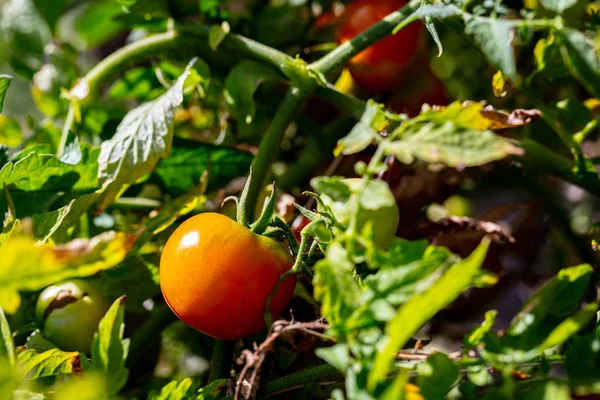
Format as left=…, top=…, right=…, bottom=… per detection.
left=17, top=348, right=81, bottom=379
left=369, top=238, right=490, bottom=390
left=539, top=301, right=598, bottom=351
left=91, top=296, right=129, bottom=395
left=557, top=29, right=600, bottom=99
left=335, top=100, right=387, bottom=156
left=224, top=61, right=283, bottom=124
left=0, top=231, right=133, bottom=313
left=97, top=61, right=201, bottom=210
left=465, top=18, right=518, bottom=82
left=0, top=308, right=14, bottom=364
left=149, top=377, right=197, bottom=400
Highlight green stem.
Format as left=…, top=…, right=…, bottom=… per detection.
left=264, top=222, right=314, bottom=326
left=208, top=340, right=234, bottom=382
left=260, top=364, right=341, bottom=398
left=574, top=118, right=600, bottom=145
left=57, top=104, right=75, bottom=158
left=178, top=25, right=295, bottom=74
left=244, top=87, right=309, bottom=222
left=309, top=0, right=421, bottom=76
left=112, top=197, right=163, bottom=210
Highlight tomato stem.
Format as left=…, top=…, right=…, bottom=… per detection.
left=264, top=221, right=315, bottom=327
left=208, top=339, right=234, bottom=382
left=309, top=0, right=422, bottom=76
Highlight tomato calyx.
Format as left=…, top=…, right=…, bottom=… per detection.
left=227, top=168, right=280, bottom=235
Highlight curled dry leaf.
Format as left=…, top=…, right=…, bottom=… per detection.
left=480, top=106, right=542, bottom=130
left=412, top=216, right=515, bottom=244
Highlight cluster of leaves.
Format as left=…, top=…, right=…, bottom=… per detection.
left=0, top=0, right=599, bottom=399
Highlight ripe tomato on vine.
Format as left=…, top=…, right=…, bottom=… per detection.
left=160, top=213, right=296, bottom=340
left=337, top=0, right=425, bottom=93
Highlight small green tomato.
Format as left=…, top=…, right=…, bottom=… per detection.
left=35, top=280, right=109, bottom=353
left=320, top=178, right=400, bottom=249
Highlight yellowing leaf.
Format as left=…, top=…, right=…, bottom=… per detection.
left=0, top=231, right=134, bottom=313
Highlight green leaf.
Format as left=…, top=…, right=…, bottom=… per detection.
left=566, top=334, right=600, bottom=386
left=91, top=296, right=129, bottom=395
left=25, top=330, right=57, bottom=353
left=465, top=310, right=497, bottom=349
left=368, top=238, right=490, bottom=390
left=154, top=139, right=253, bottom=196
left=97, top=61, right=201, bottom=210
left=209, top=22, right=230, bottom=50
left=33, top=0, right=69, bottom=32
left=17, top=348, right=81, bottom=380
left=417, top=353, right=459, bottom=400
left=149, top=378, right=197, bottom=400
left=0, top=115, right=22, bottom=147
left=335, top=100, right=387, bottom=156
left=316, top=344, right=351, bottom=372
left=60, top=131, right=82, bottom=166
left=518, top=380, right=572, bottom=400
left=557, top=29, right=600, bottom=99
left=362, top=242, right=456, bottom=309
left=508, top=264, right=593, bottom=337
left=59, top=0, right=126, bottom=50
left=465, top=18, right=518, bottom=82
left=197, top=379, right=228, bottom=400
left=0, top=76, right=12, bottom=113
left=31, top=191, right=100, bottom=244
left=0, top=0, right=50, bottom=79
left=385, top=122, right=519, bottom=167
left=539, top=301, right=598, bottom=351
left=0, top=148, right=99, bottom=192
left=225, top=61, right=283, bottom=124
left=0, top=231, right=132, bottom=313
left=314, top=243, right=362, bottom=335
left=0, top=308, right=15, bottom=364
left=539, top=0, right=577, bottom=14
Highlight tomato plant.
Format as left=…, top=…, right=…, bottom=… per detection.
left=337, top=0, right=425, bottom=93
left=0, top=0, right=599, bottom=399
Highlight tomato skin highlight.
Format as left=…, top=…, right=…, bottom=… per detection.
left=160, top=213, right=295, bottom=340
left=337, top=0, right=424, bottom=93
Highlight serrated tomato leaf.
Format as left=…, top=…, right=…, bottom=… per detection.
left=17, top=348, right=81, bottom=380
left=97, top=61, right=202, bottom=211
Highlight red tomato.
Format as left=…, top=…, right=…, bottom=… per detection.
left=387, top=69, right=448, bottom=116
left=160, top=213, right=295, bottom=340
left=337, top=0, right=424, bottom=93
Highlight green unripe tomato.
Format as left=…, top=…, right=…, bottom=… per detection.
left=320, top=178, right=399, bottom=249
left=35, top=280, right=109, bottom=353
